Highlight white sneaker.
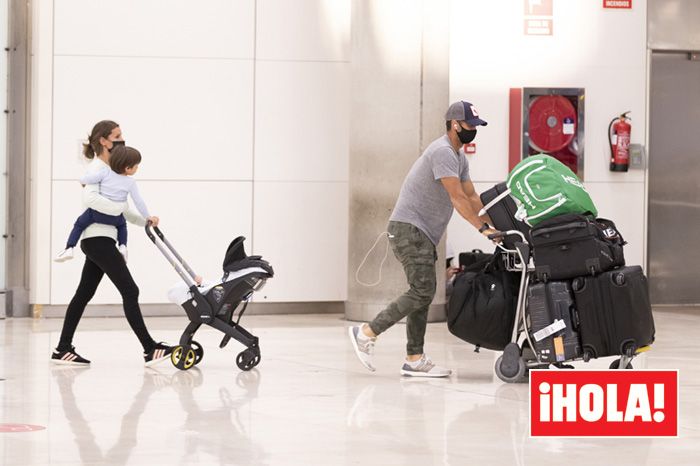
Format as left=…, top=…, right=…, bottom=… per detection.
left=400, top=354, right=452, bottom=378
left=118, top=244, right=128, bottom=262
left=348, top=325, right=376, bottom=372
left=54, top=248, right=74, bottom=263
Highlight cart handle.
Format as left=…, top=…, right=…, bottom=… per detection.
left=488, top=229, right=527, bottom=242
left=145, top=221, right=199, bottom=288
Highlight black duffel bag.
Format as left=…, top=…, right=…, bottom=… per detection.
left=530, top=214, right=626, bottom=281
left=447, top=252, right=520, bottom=351
left=458, top=249, right=492, bottom=269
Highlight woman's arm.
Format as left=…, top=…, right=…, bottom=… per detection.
left=83, top=183, right=126, bottom=216
left=124, top=209, right=147, bottom=227
left=84, top=183, right=147, bottom=226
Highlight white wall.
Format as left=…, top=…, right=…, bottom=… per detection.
left=30, top=0, right=350, bottom=305
left=447, top=0, right=648, bottom=268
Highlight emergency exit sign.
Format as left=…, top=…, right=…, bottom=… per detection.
left=604, top=0, right=632, bottom=8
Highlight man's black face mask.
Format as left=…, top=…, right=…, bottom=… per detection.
left=457, top=126, right=477, bottom=144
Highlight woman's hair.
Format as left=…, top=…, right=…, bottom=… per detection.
left=83, top=120, right=120, bottom=159
left=109, top=146, right=142, bottom=174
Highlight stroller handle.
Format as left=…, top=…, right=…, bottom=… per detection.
left=145, top=221, right=199, bottom=288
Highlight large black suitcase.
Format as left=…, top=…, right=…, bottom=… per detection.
left=530, top=213, right=625, bottom=281
left=572, top=265, right=655, bottom=359
left=527, top=281, right=582, bottom=363
left=479, top=182, right=530, bottom=249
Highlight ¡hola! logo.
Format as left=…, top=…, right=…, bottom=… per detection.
left=530, top=370, right=678, bottom=437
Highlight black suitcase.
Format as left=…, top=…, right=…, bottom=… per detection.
left=530, top=214, right=625, bottom=281
left=527, top=281, right=582, bottom=363
left=572, top=265, right=655, bottom=359
left=458, top=249, right=491, bottom=269
left=479, top=182, right=530, bottom=250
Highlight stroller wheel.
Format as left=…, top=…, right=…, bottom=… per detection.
left=171, top=345, right=197, bottom=371
left=236, top=346, right=261, bottom=371
left=191, top=340, right=204, bottom=366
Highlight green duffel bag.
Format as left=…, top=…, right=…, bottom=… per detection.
left=506, top=154, right=597, bottom=226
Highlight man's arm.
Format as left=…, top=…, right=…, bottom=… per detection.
left=461, top=180, right=491, bottom=224
left=441, top=177, right=487, bottom=230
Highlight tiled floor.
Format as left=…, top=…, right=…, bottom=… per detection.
left=1, top=310, right=699, bottom=465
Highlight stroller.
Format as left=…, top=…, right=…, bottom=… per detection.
left=146, top=223, right=274, bottom=372
left=479, top=184, right=648, bottom=383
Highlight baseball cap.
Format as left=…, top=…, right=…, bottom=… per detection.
left=445, top=101, right=488, bottom=126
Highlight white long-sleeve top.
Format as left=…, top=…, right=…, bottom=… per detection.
left=81, top=158, right=147, bottom=241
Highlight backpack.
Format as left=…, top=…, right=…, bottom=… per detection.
left=506, top=154, right=598, bottom=226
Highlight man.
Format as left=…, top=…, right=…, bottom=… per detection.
left=348, top=100, right=498, bottom=377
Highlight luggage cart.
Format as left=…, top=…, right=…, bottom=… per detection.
left=488, top=229, right=638, bottom=383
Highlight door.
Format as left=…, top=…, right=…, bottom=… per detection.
left=648, top=52, right=700, bottom=305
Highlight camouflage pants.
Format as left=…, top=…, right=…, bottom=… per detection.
left=368, top=221, right=437, bottom=355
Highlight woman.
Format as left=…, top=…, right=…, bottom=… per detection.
left=51, top=120, right=172, bottom=366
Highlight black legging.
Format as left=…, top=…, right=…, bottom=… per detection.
left=58, top=237, right=157, bottom=353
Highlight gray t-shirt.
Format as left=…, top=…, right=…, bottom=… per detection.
left=390, top=135, right=470, bottom=245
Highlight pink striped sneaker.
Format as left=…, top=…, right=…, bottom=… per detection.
left=144, top=342, right=173, bottom=367
left=51, top=346, right=91, bottom=366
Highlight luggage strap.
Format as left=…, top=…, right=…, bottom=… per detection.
left=478, top=188, right=512, bottom=217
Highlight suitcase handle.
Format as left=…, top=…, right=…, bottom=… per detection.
left=531, top=221, right=589, bottom=237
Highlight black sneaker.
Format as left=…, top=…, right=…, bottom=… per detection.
left=51, top=347, right=91, bottom=366
left=144, top=342, right=173, bottom=367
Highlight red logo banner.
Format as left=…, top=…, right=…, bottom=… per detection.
left=530, top=370, right=678, bottom=437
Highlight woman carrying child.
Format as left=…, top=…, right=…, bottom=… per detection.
left=51, top=120, right=173, bottom=367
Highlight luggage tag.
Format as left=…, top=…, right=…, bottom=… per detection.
left=532, top=319, right=567, bottom=342
left=553, top=336, right=565, bottom=362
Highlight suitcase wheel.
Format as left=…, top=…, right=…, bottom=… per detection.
left=609, top=358, right=633, bottom=370
left=613, top=272, right=626, bottom=286
left=495, top=343, right=527, bottom=383
left=582, top=350, right=592, bottom=362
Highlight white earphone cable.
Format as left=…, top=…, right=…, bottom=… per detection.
left=355, top=231, right=393, bottom=287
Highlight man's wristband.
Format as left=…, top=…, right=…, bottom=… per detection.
left=478, top=223, right=490, bottom=233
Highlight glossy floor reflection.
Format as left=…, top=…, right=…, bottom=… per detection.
left=1, top=310, right=699, bottom=465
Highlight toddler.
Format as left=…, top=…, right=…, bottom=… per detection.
left=55, top=145, right=151, bottom=263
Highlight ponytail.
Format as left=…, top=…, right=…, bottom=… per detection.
left=82, top=139, right=96, bottom=159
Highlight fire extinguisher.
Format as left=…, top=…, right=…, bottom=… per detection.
left=608, top=111, right=631, bottom=172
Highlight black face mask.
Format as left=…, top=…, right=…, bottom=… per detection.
left=109, top=140, right=125, bottom=152
left=457, top=127, right=477, bottom=144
